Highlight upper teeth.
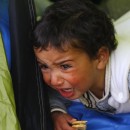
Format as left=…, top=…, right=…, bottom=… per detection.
left=63, top=88, right=73, bottom=92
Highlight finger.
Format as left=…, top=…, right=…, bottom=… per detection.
left=61, top=122, right=76, bottom=130
left=64, top=114, right=77, bottom=123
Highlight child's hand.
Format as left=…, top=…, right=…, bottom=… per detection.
left=51, top=111, right=77, bottom=130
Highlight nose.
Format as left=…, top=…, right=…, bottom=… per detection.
left=50, top=70, right=64, bottom=87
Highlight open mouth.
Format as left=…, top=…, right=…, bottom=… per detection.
left=58, top=88, right=74, bottom=98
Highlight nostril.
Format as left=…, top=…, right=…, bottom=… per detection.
left=50, top=76, right=64, bottom=87
left=50, top=70, right=64, bottom=86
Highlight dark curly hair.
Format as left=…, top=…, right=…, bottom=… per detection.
left=33, top=0, right=117, bottom=58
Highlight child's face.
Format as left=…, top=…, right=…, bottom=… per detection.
left=34, top=46, right=105, bottom=100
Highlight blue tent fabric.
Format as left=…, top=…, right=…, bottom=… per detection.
left=67, top=102, right=130, bottom=130
left=0, top=0, right=11, bottom=68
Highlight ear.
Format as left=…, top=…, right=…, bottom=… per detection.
left=96, top=46, right=109, bottom=70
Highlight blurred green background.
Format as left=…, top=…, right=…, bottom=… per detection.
left=98, top=0, right=130, bottom=20
left=34, top=0, right=130, bottom=20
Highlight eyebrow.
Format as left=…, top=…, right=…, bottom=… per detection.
left=54, top=59, right=73, bottom=65
left=37, top=58, right=73, bottom=65
left=36, top=58, right=46, bottom=65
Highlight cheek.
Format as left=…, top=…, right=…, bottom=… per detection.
left=41, top=72, right=50, bottom=85
left=68, top=72, right=89, bottom=91
left=66, top=73, right=81, bottom=86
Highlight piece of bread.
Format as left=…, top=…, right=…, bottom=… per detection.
left=72, top=121, right=87, bottom=125
left=72, top=120, right=87, bottom=130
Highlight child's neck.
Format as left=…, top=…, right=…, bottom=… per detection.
left=89, top=89, right=104, bottom=99
left=90, top=71, right=105, bottom=99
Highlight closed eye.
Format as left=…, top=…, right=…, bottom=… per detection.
left=39, top=63, right=49, bottom=71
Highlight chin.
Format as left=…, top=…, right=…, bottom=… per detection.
left=66, top=94, right=81, bottom=100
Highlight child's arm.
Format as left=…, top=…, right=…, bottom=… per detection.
left=47, top=87, right=72, bottom=113
left=47, top=88, right=77, bottom=130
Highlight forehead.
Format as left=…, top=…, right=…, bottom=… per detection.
left=34, top=46, right=88, bottom=63
left=34, top=46, right=81, bottom=57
